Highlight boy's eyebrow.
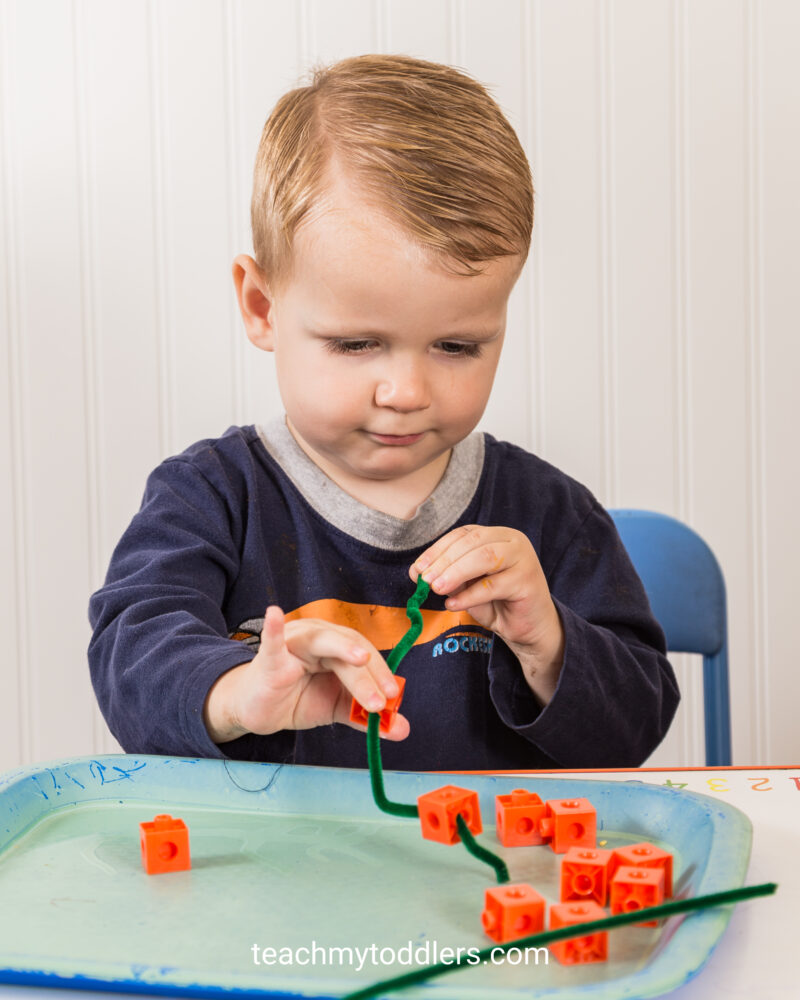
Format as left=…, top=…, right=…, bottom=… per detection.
left=308, top=324, right=502, bottom=340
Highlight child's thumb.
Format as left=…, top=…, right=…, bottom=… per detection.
left=259, top=605, right=286, bottom=658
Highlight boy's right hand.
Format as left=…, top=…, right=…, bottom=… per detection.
left=203, top=606, right=410, bottom=744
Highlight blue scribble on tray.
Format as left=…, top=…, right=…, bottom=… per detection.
left=89, top=759, right=148, bottom=785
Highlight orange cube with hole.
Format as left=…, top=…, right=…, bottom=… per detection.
left=610, top=865, right=665, bottom=926
left=482, top=883, right=546, bottom=943
left=417, top=785, right=482, bottom=845
left=610, top=842, right=673, bottom=896
left=140, top=814, right=190, bottom=875
left=349, top=675, right=406, bottom=733
left=549, top=900, right=608, bottom=964
left=539, top=798, right=596, bottom=853
left=495, top=789, right=547, bottom=847
left=560, top=846, right=614, bottom=905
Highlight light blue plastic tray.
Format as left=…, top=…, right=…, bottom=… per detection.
left=0, top=755, right=751, bottom=999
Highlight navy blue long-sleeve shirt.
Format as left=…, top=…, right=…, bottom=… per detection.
left=88, top=419, right=679, bottom=769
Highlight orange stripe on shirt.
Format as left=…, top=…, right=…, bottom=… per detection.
left=283, top=599, right=484, bottom=651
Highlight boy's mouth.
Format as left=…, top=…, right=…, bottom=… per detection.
left=369, top=431, right=425, bottom=446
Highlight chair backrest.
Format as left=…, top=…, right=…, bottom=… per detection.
left=608, top=509, right=732, bottom=766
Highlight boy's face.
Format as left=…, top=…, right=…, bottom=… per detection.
left=234, top=167, right=521, bottom=506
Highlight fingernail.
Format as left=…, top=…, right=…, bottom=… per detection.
left=416, top=556, right=430, bottom=571
left=431, top=575, right=447, bottom=591
left=367, top=693, right=383, bottom=711
left=383, top=679, right=398, bottom=698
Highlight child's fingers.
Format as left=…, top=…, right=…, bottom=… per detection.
left=342, top=709, right=410, bottom=741
left=259, top=605, right=287, bottom=655
left=291, top=626, right=382, bottom=675
left=413, top=525, right=512, bottom=588
left=338, top=660, right=393, bottom=713
left=410, top=525, right=477, bottom=579
left=284, top=624, right=398, bottom=708
left=381, top=713, right=410, bottom=740
left=442, top=572, right=513, bottom=611
left=318, top=651, right=401, bottom=715
left=424, top=539, right=513, bottom=596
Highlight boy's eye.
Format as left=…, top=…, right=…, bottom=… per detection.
left=324, top=339, right=375, bottom=355
left=437, top=341, right=483, bottom=358
left=323, top=338, right=483, bottom=358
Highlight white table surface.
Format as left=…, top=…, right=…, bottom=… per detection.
left=0, top=764, right=796, bottom=1000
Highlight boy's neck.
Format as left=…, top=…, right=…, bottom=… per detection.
left=284, top=419, right=451, bottom=520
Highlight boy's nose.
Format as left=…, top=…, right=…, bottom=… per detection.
left=375, top=364, right=431, bottom=412
left=374, top=363, right=431, bottom=411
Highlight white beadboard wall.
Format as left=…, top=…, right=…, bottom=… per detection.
left=1, top=0, right=798, bottom=771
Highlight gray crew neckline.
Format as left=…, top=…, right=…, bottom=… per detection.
left=256, top=416, right=485, bottom=551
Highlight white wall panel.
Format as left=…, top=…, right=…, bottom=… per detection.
left=157, top=0, right=240, bottom=449
left=463, top=1, right=533, bottom=449
left=2, top=0, right=96, bottom=764
left=306, top=0, right=375, bottom=64
left=1, top=0, right=798, bottom=771
left=0, top=0, right=23, bottom=769
left=81, top=0, right=162, bottom=754
left=82, top=0, right=162, bottom=581
left=761, top=0, right=800, bottom=764
left=534, top=0, right=606, bottom=499
left=382, top=0, right=450, bottom=61
left=611, top=0, right=677, bottom=513
left=236, top=1, right=301, bottom=425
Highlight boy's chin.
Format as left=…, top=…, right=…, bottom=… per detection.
left=353, top=454, right=453, bottom=487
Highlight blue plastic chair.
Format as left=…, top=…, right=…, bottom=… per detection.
left=608, top=509, right=732, bottom=766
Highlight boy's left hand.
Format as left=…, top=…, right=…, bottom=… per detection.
left=410, top=525, right=565, bottom=685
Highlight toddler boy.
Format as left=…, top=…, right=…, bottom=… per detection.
left=89, top=54, right=679, bottom=770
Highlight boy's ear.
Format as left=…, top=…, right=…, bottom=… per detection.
left=232, top=254, right=276, bottom=352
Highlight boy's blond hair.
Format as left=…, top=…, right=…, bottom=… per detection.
left=251, top=53, right=533, bottom=289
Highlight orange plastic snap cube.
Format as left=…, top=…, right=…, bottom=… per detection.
left=482, top=883, right=546, bottom=943
left=495, top=789, right=547, bottom=847
left=417, top=785, right=482, bottom=845
left=610, top=865, right=665, bottom=926
left=610, top=842, right=673, bottom=896
left=560, top=846, right=614, bottom=905
left=349, top=675, right=406, bottom=733
left=549, top=901, right=608, bottom=964
left=539, top=798, right=596, bottom=853
left=140, top=814, right=190, bottom=875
